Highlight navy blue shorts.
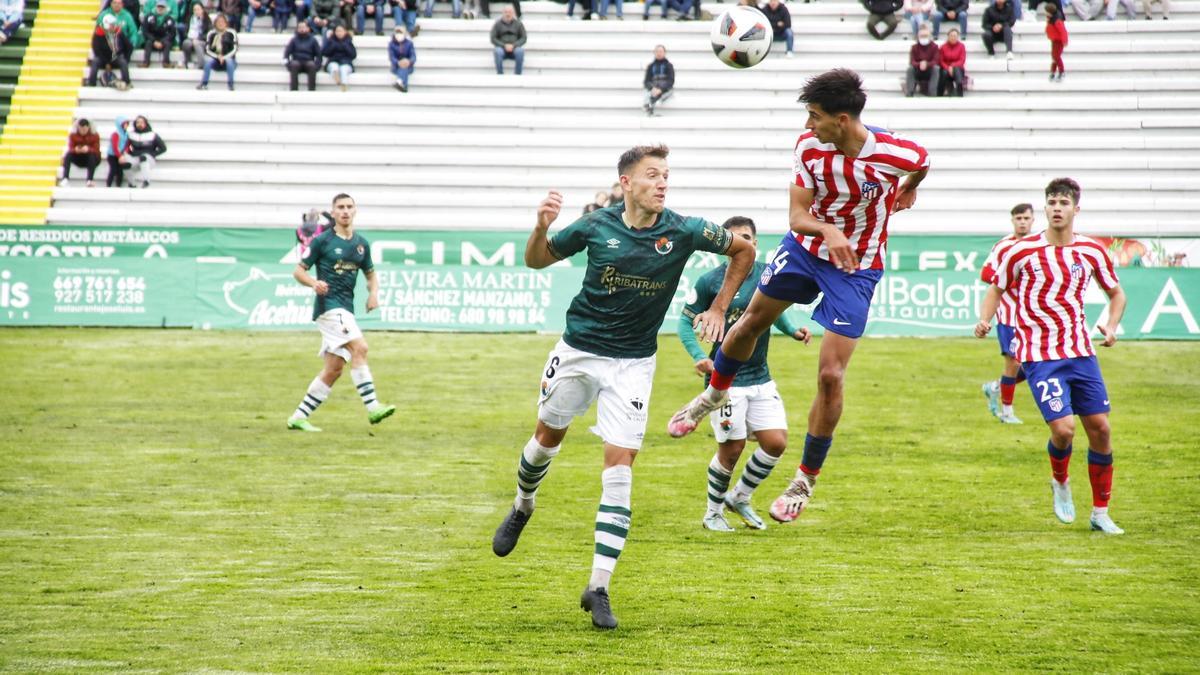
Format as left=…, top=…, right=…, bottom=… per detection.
left=757, top=234, right=882, bottom=339
left=1021, top=355, right=1111, bottom=423
left=996, top=323, right=1018, bottom=357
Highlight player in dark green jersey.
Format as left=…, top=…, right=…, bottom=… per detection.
left=491, top=145, right=756, bottom=630
left=678, top=217, right=811, bottom=532
left=286, top=193, right=395, bottom=432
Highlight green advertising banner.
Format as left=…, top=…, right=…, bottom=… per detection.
left=2, top=257, right=1198, bottom=340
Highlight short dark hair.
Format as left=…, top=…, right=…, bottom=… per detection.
left=332, top=193, right=355, bottom=205
left=1045, top=178, right=1081, bottom=205
left=617, top=144, right=669, bottom=176
left=799, top=69, right=867, bottom=118
left=1010, top=203, right=1033, bottom=216
left=722, top=216, right=756, bottom=235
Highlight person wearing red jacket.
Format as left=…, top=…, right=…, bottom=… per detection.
left=904, top=23, right=940, bottom=97
left=1045, top=2, right=1068, bottom=82
left=938, top=26, right=967, bottom=96
left=60, top=119, right=102, bottom=187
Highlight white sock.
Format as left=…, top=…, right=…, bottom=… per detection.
left=731, top=448, right=781, bottom=502
left=1002, top=404, right=1014, bottom=416
left=1093, top=506, right=1108, bottom=517
left=590, top=465, right=632, bottom=591
left=292, top=377, right=331, bottom=420
left=706, top=453, right=732, bottom=516
left=350, top=366, right=382, bottom=412
left=514, top=436, right=560, bottom=514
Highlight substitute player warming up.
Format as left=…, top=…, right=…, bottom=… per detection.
left=975, top=178, right=1127, bottom=535
left=677, top=217, right=811, bottom=532
left=666, top=69, right=929, bottom=525
left=491, top=145, right=755, bottom=629
left=286, top=193, right=396, bottom=432
left=979, top=203, right=1034, bottom=424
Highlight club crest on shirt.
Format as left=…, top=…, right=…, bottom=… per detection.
left=357, top=244, right=365, bottom=256
left=655, top=237, right=674, bottom=255
left=1069, top=262, right=1084, bottom=279
left=861, top=180, right=881, bottom=200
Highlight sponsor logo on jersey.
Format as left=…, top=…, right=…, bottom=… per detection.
left=334, top=248, right=343, bottom=255
left=655, top=237, right=674, bottom=255
left=333, top=260, right=359, bottom=275
left=861, top=180, right=881, bottom=200
left=599, top=265, right=669, bottom=295
left=630, top=398, right=645, bottom=411
left=607, top=238, right=621, bottom=249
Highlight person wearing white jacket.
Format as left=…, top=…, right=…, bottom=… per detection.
left=0, top=0, right=25, bottom=44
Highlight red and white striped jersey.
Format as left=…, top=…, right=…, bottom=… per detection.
left=791, top=126, right=930, bottom=270
left=981, top=234, right=1022, bottom=326
left=994, top=233, right=1120, bottom=363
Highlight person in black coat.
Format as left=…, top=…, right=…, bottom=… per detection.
left=126, top=115, right=168, bottom=188
left=140, top=0, right=176, bottom=67
left=283, top=21, right=321, bottom=90
left=931, top=0, right=968, bottom=38
left=88, top=16, right=134, bottom=89
left=760, top=0, right=794, bottom=57
left=642, top=45, right=674, bottom=116
left=862, top=0, right=903, bottom=39
left=981, top=0, right=1014, bottom=58
left=321, top=24, right=356, bottom=90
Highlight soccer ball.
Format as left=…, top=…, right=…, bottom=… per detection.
left=710, top=6, right=773, bottom=69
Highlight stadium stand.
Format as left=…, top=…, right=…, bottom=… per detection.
left=12, top=0, right=1200, bottom=233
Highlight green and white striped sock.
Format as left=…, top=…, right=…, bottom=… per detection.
left=350, top=366, right=382, bottom=413
left=706, top=453, right=732, bottom=516
left=590, top=465, right=632, bottom=591
left=731, top=448, right=781, bottom=502
left=292, top=377, right=331, bottom=420
left=515, top=436, right=559, bottom=514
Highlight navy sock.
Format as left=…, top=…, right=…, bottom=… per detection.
left=710, top=350, right=745, bottom=390
left=1000, top=375, right=1018, bottom=386
left=799, top=433, right=833, bottom=477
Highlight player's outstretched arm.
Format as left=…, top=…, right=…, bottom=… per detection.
left=1098, top=284, right=1127, bottom=347
left=974, top=284, right=1003, bottom=338
left=789, top=184, right=858, bottom=273
left=525, top=190, right=564, bottom=269
left=693, top=235, right=755, bottom=343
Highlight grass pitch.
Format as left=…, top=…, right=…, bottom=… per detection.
left=1, top=329, right=1198, bottom=672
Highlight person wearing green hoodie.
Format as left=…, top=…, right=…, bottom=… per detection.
left=98, top=0, right=143, bottom=48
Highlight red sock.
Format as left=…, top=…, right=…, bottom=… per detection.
left=799, top=464, right=819, bottom=478
left=1000, top=381, right=1016, bottom=406
left=709, top=371, right=734, bottom=391
left=1050, top=455, right=1070, bottom=484
left=1088, top=461, right=1113, bottom=508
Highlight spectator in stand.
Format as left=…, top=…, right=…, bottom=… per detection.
left=479, top=0, right=519, bottom=19
left=244, top=0, right=271, bottom=32
left=60, top=119, right=102, bottom=187
left=981, top=0, right=1014, bottom=60
left=336, top=0, right=355, bottom=30
left=931, top=0, right=967, bottom=37
left=390, top=0, right=420, bottom=33
left=643, top=0, right=693, bottom=20
left=1045, top=1, right=1066, bottom=81
left=88, top=15, right=134, bottom=90
left=1104, top=0, right=1135, bottom=18
left=272, top=0, right=293, bottom=31
left=106, top=116, right=133, bottom=187
left=179, top=3, right=211, bottom=68
left=217, top=0, right=243, bottom=32
left=863, top=0, right=903, bottom=39
left=642, top=44, right=674, bottom=116
left=98, top=0, right=143, bottom=48
left=0, top=0, right=23, bottom=45
left=903, top=0, right=934, bottom=35
left=290, top=0, right=308, bottom=24
left=197, top=12, right=237, bottom=90
left=357, top=0, right=386, bottom=35
left=938, top=26, right=966, bottom=95
left=309, top=0, right=338, bottom=32
left=566, top=0, right=593, bottom=20
left=127, top=115, right=167, bottom=188
left=490, top=5, right=525, bottom=75
left=1065, top=0, right=1101, bottom=19
left=582, top=191, right=609, bottom=215
left=760, top=0, right=794, bottom=58
left=141, top=0, right=176, bottom=67
left=598, top=0, right=622, bottom=19
left=423, top=0, right=462, bottom=17
left=283, top=20, right=321, bottom=90
left=388, top=24, right=415, bottom=91
left=905, top=23, right=940, bottom=97
left=461, top=0, right=477, bottom=19
left=1142, top=0, right=1168, bottom=18
left=321, top=23, right=356, bottom=90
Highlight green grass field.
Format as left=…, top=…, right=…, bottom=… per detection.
left=1, top=329, right=1198, bottom=672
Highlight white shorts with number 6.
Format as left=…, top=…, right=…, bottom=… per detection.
left=710, top=380, right=788, bottom=443
left=537, top=339, right=656, bottom=450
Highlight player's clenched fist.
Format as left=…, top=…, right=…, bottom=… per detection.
left=313, top=280, right=330, bottom=296
left=974, top=320, right=992, bottom=339
left=537, top=190, right=563, bottom=229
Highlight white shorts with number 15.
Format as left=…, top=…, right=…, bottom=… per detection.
left=710, top=380, right=788, bottom=443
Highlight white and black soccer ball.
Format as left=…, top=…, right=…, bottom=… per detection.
left=710, top=6, right=773, bottom=69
